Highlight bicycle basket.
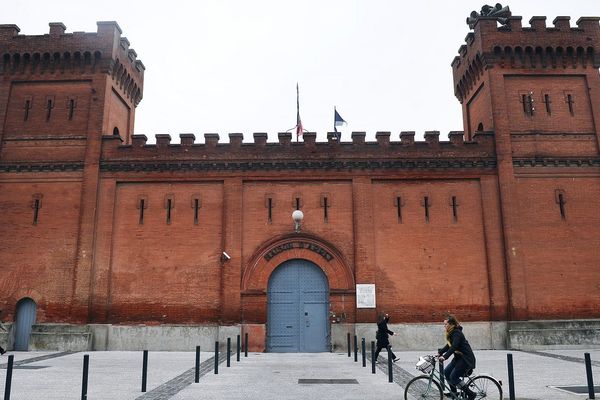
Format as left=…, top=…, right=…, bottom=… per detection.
left=415, top=355, right=435, bottom=374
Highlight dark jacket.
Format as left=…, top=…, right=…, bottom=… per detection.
left=437, top=326, right=476, bottom=368
left=376, top=317, right=393, bottom=347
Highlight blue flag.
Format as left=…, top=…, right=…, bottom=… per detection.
left=334, top=108, right=346, bottom=139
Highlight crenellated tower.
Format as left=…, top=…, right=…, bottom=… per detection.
left=0, top=21, right=144, bottom=155
left=452, top=9, right=600, bottom=322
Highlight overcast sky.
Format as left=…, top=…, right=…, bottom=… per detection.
left=3, top=0, right=599, bottom=143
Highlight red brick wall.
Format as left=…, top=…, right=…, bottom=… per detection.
left=108, top=182, right=224, bottom=323
left=466, top=83, right=493, bottom=137
left=0, top=179, right=81, bottom=321
left=509, top=177, right=600, bottom=319
left=3, top=81, right=92, bottom=138
left=107, top=89, right=130, bottom=140
left=372, top=179, right=492, bottom=322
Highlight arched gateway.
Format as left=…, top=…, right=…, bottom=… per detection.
left=267, top=259, right=329, bottom=352
left=242, top=234, right=355, bottom=352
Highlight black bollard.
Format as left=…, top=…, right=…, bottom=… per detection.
left=227, top=337, right=231, bottom=367
left=81, top=354, right=89, bottom=400
left=141, top=350, right=148, bottom=393
left=387, top=347, right=393, bottom=383
left=214, top=341, right=219, bottom=374
left=237, top=335, right=241, bottom=362
left=439, top=359, right=445, bottom=390
left=4, top=354, right=14, bottom=400
left=585, top=353, right=596, bottom=399
left=347, top=333, right=351, bottom=357
left=371, top=341, right=376, bottom=374
left=361, top=338, right=366, bottom=367
left=195, top=346, right=200, bottom=383
left=244, top=333, right=248, bottom=357
left=353, top=335, right=358, bottom=362
left=507, top=353, right=516, bottom=400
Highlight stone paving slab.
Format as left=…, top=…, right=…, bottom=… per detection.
left=0, top=349, right=598, bottom=399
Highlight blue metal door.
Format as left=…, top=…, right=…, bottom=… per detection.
left=267, top=259, right=329, bottom=352
left=14, top=298, right=36, bottom=351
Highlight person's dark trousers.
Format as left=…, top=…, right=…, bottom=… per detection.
left=444, top=357, right=470, bottom=387
left=374, top=344, right=396, bottom=361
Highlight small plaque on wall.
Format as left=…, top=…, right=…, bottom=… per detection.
left=356, top=284, right=376, bottom=308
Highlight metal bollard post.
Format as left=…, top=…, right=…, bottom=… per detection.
left=371, top=341, right=376, bottom=374
left=4, top=354, right=14, bottom=400
left=214, top=341, right=219, bottom=374
left=507, top=353, right=516, bottom=400
left=585, top=353, right=596, bottom=399
left=227, top=337, right=231, bottom=367
left=347, top=333, right=351, bottom=357
left=81, top=354, right=89, bottom=400
left=244, top=333, right=248, bottom=357
left=353, top=335, right=358, bottom=362
left=141, top=350, right=148, bottom=393
left=387, top=347, right=393, bottom=383
left=195, top=346, right=200, bottom=383
left=236, top=335, right=241, bottom=362
left=361, top=338, right=366, bottom=367
left=439, top=359, right=445, bottom=390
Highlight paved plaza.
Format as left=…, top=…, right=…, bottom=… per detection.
left=0, top=348, right=598, bottom=399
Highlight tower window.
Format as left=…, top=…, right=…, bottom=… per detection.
left=164, top=194, right=175, bottom=224
left=451, top=196, right=459, bottom=222
left=45, top=97, right=54, bottom=121
left=565, top=93, right=575, bottom=116
left=394, top=195, right=404, bottom=223
left=113, top=127, right=120, bottom=136
left=137, top=195, right=148, bottom=225
left=320, top=194, right=331, bottom=223
left=542, top=93, right=551, bottom=115
left=24, top=99, right=32, bottom=121
left=521, top=92, right=534, bottom=116
left=191, top=195, right=201, bottom=225
left=68, top=98, right=76, bottom=120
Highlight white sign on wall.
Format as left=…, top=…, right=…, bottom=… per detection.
left=356, top=284, right=376, bottom=308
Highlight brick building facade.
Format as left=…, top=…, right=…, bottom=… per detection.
left=1, top=11, right=599, bottom=351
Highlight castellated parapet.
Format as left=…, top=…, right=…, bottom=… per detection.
left=452, top=15, right=600, bottom=102
left=96, top=131, right=496, bottom=173
left=0, top=22, right=144, bottom=106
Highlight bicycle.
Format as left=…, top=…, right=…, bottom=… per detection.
left=403, top=355, right=503, bottom=400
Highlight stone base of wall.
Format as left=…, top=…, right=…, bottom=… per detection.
left=508, top=319, right=600, bottom=350
left=8, top=320, right=600, bottom=352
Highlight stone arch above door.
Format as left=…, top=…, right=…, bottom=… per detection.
left=242, top=233, right=354, bottom=292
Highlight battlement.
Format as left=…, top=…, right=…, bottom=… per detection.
left=0, top=21, right=143, bottom=106
left=452, top=14, right=600, bottom=102
left=99, top=131, right=496, bottom=171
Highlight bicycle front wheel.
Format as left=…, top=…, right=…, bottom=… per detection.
left=467, top=375, right=503, bottom=400
left=404, top=375, right=443, bottom=400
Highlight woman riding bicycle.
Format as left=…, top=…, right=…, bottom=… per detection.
left=437, top=315, right=476, bottom=400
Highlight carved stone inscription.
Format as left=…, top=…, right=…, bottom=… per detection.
left=264, top=241, right=334, bottom=261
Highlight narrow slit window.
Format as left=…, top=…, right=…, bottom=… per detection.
left=24, top=100, right=31, bottom=121
left=395, top=196, right=403, bottom=223
left=451, top=196, right=458, bottom=222
left=267, top=197, right=273, bottom=223
left=323, top=197, right=329, bottom=222
left=139, top=199, right=145, bottom=225
left=295, top=197, right=300, bottom=210
left=424, top=196, right=430, bottom=223
left=544, top=94, right=551, bottom=115
left=566, top=94, right=574, bottom=115
left=68, top=99, right=75, bottom=120
left=522, top=93, right=534, bottom=116
left=558, top=193, right=566, bottom=220
left=194, top=198, right=200, bottom=224
left=33, top=199, right=40, bottom=225
left=46, top=99, right=54, bottom=121
left=166, top=199, right=172, bottom=224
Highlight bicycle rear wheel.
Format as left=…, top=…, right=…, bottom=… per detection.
left=404, top=375, right=443, bottom=400
left=467, top=375, right=503, bottom=400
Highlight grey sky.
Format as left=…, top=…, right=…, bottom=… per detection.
left=3, top=0, right=599, bottom=143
